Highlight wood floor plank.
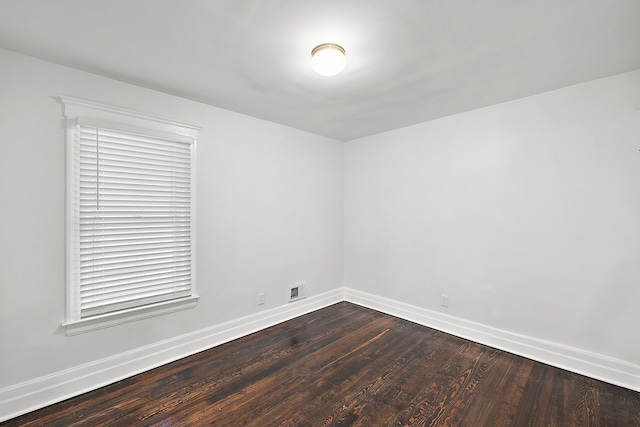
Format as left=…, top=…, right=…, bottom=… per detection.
left=3, top=302, right=639, bottom=426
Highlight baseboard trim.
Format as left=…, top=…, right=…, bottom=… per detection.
left=0, top=288, right=344, bottom=422
left=344, top=287, right=640, bottom=393
left=3, top=286, right=638, bottom=422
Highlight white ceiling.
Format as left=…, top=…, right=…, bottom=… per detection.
left=1, top=0, right=639, bottom=141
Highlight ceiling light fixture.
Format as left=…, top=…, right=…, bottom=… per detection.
left=311, top=43, right=346, bottom=76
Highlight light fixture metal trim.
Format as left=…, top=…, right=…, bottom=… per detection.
left=311, top=43, right=346, bottom=57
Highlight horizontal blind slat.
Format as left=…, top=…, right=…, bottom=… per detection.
left=80, top=147, right=191, bottom=164
left=80, top=265, right=192, bottom=282
left=80, top=131, right=192, bottom=152
left=80, top=253, right=191, bottom=269
left=80, top=249, right=191, bottom=266
left=80, top=291, right=192, bottom=317
left=80, top=129, right=192, bottom=152
left=81, top=277, right=192, bottom=294
left=80, top=172, right=190, bottom=185
left=80, top=240, right=191, bottom=252
left=81, top=271, right=192, bottom=291
left=81, top=290, right=192, bottom=308
left=82, top=140, right=192, bottom=161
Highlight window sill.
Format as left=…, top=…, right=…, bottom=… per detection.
left=62, top=296, right=199, bottom=336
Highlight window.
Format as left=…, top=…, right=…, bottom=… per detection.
left=61, top=97, right=199, bottom=335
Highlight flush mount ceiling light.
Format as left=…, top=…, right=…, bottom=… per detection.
left=311, top=43, right=346, bottom=76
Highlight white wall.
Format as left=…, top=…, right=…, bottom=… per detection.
left=0, top=48, right=343, bottom=392
left=345, top=69, right=640, bottom=370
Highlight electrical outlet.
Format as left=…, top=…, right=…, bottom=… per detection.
left=258, top=292, right=265, bottom=305
left=440, top=294, right=449, bottom=307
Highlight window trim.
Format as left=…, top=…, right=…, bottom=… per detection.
left=60, top=96, right=200, bottom=336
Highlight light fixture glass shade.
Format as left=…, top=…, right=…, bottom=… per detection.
left=311, top=43, right=346, bottom=76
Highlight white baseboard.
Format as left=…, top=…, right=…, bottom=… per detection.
left=344, top=287, right=640, bottom=393
left=0, top=288, right=344, bottom=422
left=3, top=286, right=638, bottom=422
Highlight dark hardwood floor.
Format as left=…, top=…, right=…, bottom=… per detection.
left=3, top=302, right=639, bottom=426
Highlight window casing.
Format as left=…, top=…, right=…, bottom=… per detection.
left=61, top=97, right=199, bottom=335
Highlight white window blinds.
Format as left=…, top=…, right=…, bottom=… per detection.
left=75, top=124, right=194, bottom=318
